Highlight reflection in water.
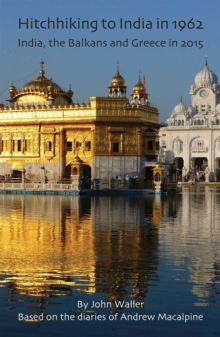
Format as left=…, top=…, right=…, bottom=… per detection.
left=0, top=187, right=220, bottom=334
left=0, top=195, right=162, bottom=304
left=160, top=187, right=220, bottom=307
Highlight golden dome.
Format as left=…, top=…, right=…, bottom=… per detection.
left=108, top=63, right=127, bottom=98
left=110, top=62, right=125, bottom=87
left=9, top=83, right=16, bottom=92
left=73, top=155, right=83, bottom=162
left=111, top=71, right=125, bottom=87
left=131, top=72, right=148, bottom=104
left=23, top=61, right=62, bottom=91
left=133, top=81, right=144, bottom=93
left=9, top=61, right=73, bottom=106
left=155, top=162, right=163, bottom=168
left=133, top=72, right=145, bottom=93
left=9, top=82, right=17, bottom=98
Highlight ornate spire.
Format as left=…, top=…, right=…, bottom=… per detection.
left=39, top=61, right=45, bottom=78
left=40, top=60, right=45, bottom=70
left=9, top=81, right=17, bottom=98
left=117, top=61, right=119, bottom=74
left=205, top=55, right=208, bottom=66
left=139, top=71, right=141, bottom=82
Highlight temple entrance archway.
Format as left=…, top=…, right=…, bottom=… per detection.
left=174, top=157, right=184, bottom=170
left=83, top=165, right=91, bottom=178
left=192, top=157, right=208, bottom=171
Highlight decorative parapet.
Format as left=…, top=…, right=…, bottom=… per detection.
left=191, top=147, right=208, bottom=153
left=0, top=98, right=159, bottom=125
left=0, top=106, right=96, bottom=123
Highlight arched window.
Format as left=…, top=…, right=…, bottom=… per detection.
left=73, top=167, right=78, bottom=175
left=85, top=141, right=91, bottom=151
left=182, top=120, right=184, bottom=126
left=178, top=120, right=181, bottom=126
left=194, top=120, right=197, bottom=125
left=194, top=139, right=205, bottom=148
left=155, top=173, right=160, bottom=181
left=45, top=141, right=52, bottom=151
left=201, top=120, right=204, bottom=125
left=217, top=119, right=219, bottom=125
left=174, top=139, right=183, bottom=153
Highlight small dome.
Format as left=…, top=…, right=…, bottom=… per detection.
left=172, top=99, right=187, bottom=116
left=67, top=85, right=73, bottom=98
left=133, top=80, right=144, bottom=93
left=9, top=83, right=16, bottom=92
left=9, top=83, right=16, bottom=97
left=108, top=63, right=127, bottom=98
left=73, top=155, right=83, bottom=162
left=110, top=70, right=125, bottom=87
left=195, top=59, right=218, bottom=86
left=133, top=72, right=145, bottom=93
left=216, top=103, right=220, bottom=113
left=155, top=162, right=163, bottom=169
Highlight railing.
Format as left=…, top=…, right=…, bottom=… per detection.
left=0, top=181, right=79, bottom=191
left=0, top=179, right=178, bottom=192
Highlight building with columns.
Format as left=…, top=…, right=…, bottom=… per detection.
left=159, top=59, right=220, bottom=181
left=0, top=62, right=160, bottom=184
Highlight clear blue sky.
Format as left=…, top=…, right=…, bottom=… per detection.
left=0, top=0, right=219, bottom=121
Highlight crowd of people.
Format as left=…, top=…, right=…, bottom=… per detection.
left=183, top=167, right=206, bottom=183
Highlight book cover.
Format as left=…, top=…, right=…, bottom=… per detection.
left=0, top=1, right=219, bottom=336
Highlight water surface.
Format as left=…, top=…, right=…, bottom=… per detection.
left=0, top=186, right=220, bottom=336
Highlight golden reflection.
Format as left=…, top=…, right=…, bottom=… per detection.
left=0, top=195, right=160, bottom=302
left=0, top=195, right=96, bottom=297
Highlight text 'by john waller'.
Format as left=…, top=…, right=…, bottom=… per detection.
left=77, top=300, right=144, bottom=309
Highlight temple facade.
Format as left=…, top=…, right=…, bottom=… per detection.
left=0, top=62, right=160, bottom=184
left=159, top=59, right=220, bottom=181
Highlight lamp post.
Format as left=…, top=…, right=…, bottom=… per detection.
left=22, top=169, right=26, bottom=190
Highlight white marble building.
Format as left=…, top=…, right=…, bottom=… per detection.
left=159, top=59, right=220, bottom=181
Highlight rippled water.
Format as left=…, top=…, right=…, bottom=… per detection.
left=0, top=186, right=220, bottom=337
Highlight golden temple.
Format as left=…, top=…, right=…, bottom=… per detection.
left=0, top=62, right=160, bottom=183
